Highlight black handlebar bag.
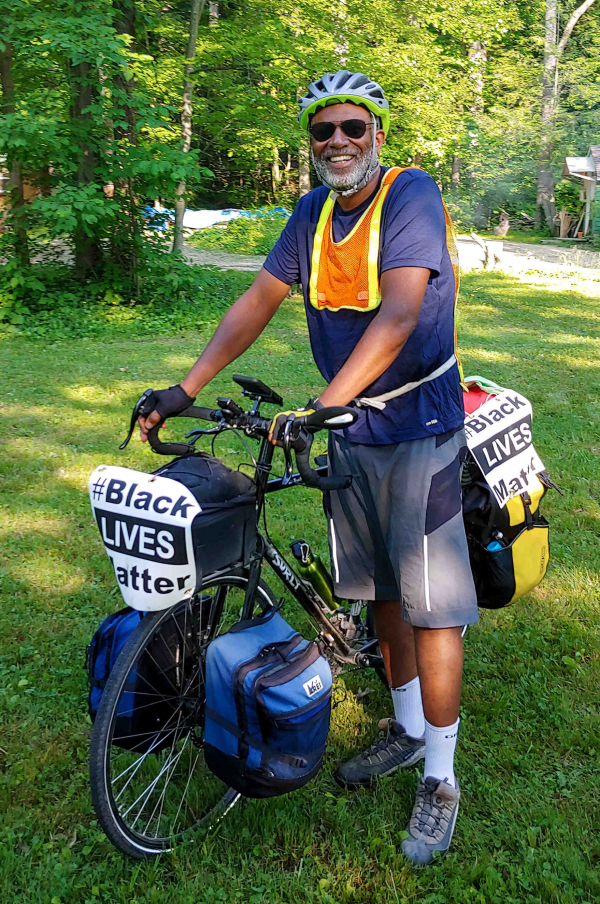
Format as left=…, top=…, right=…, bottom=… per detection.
left=155, top=453, right=257, bottom=580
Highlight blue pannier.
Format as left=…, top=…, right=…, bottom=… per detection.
left=204, top=610, right=332, bottom=798
left=86, top=608, right=177, bottom=754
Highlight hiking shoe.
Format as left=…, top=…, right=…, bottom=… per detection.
left=400, top=776, right=460, bottom=867
left=334, top=719, right=425, bottom=789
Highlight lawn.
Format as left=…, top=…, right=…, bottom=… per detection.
left=1, top=267, right=599, bottom=903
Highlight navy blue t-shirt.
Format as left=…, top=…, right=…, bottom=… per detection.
left=264, top=167, right=464, bottom=445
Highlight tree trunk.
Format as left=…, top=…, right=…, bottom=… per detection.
left=335, top=0, right=348, bottom=64
left=271, top=148, right=280, bottom=197
left=112, top=0, right=140, bottom=287
left=0, top=41, right=30, bottom=268
left=535, top=0, right=597, bottom=229
left=535, top=0, right=558, bottom=229
left=284, top=152, right=291, bottom=190
left=468, top=40, right=486, bottom=115
left=173, top=0, right=206, bottom=254
left=451, top=154, right=460, bottom=188
left=113, top=0, right=138, bottom=144
left=71, top=60, right=103, bottom=279
left=298, top=143, right=310, bottom=198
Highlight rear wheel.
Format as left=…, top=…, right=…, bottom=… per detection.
left=89, top=572, right=276, bottom=859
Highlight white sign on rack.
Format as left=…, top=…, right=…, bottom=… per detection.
left=464, top=390, right=545, bottom=507
left=89, top=465, right=200, bottom=611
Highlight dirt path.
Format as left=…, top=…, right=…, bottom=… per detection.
left=456, top=235, right=600, bottom=273
left=182, top=238, right=600, bottom=275
left=182, top=245, right=266, bottom=271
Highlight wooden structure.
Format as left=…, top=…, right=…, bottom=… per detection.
left=562, top=146, right=600, bottom=237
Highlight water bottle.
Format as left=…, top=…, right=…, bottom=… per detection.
left=290, top=540, right=339, bottom=609
left=486, top=531, right=505, bottom=552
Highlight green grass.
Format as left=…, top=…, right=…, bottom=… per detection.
left=1, top=267, right=600, bottom=902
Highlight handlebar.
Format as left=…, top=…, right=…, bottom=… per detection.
left=121, top=387, right=358, bottom=492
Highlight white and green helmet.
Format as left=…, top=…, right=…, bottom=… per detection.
left=298, top=70, right=390, bottom=135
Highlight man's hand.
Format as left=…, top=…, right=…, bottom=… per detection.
left=268, top=408, right=314, bottom=446
left=268, top=398, right=323, bottom=445
left=138, top=385, right=196, bottom=442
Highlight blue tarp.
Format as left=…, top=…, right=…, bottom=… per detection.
left=141, top=205, right=290, bottom=231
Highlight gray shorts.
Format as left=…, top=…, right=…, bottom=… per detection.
left=326, top=428, right=479, bottom=629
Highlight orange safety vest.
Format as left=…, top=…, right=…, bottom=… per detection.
left=308, top=165, right=463, bottom=383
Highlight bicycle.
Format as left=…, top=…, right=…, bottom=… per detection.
left=89, top=374, right=386, bottom=859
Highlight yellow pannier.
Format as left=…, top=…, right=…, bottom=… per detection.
left=463, top=471, right=552, bottom=610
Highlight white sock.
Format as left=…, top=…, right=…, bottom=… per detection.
left=423, top=718, right=459, bottom=787
left=391, top=676, right=425, bottom=739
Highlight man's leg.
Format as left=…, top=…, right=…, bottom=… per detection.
left=372, top=600, right=425, bottom=741
left=334, top=600, right=426, bottom=788
left=398, top=625, right=463, bottom=867
left=413, top=625, right=463, bottom=726
left=373, top=599, right=417, bottom=687
left=414, top=625, right=462, bottom=786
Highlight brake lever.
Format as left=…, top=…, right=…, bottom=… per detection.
left=281, top=419, right=296, bottom=487
left=120, top=388, right=156, bottom=450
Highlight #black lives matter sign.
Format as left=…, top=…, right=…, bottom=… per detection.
left=88, top=465, right=200, bottom=610
left=464, top=390, right=545, bottom=507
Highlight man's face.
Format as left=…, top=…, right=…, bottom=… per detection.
left=310, top=102, right=385, bottom=191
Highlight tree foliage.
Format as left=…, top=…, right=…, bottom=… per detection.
left=1, top=0, right=599, bottom=306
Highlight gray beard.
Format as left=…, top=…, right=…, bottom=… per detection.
left=311, top=147, right=379, bottom=195
left=311, top=124, right=380, bottom=196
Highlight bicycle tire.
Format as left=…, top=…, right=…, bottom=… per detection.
left=89, top=571, right=276, bottom=859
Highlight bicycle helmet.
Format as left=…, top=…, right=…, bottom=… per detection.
left=298, top=71, right=390, bottom=136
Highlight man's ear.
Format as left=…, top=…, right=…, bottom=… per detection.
left=375, top=130, right=386, bottom=152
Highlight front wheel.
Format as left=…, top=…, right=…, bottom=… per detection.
left=89, top=572, right=276, bottom=859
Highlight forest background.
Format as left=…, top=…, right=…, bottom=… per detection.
left=1, top=0, right=600, bottom=326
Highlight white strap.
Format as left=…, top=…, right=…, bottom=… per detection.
left=355, top=355, right=457, bottom=411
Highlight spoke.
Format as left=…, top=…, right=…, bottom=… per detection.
left=111, top=695, right=180, bottom=720
left=125, top=716, right=187, bottom=827
left=112, top=723, right=184, bottom=743
left=182, top=599, right=189, bottom=697
left=112, top=699, right=188, bottom=794
left=140, top=646, right=181, bottom=697
left=121, top=719, right=187, bottom=823
left=128, top=662, right=180, bottom=700
left=112, top=725, right=180, bottom=801
left=143, top=727, right=192, bottom=837
left=171, top=750, right=201, bottom=836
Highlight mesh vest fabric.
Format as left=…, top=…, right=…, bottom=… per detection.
left=310, top=167, right=406, bottom=312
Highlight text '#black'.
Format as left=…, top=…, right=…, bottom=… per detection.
left=470, top=414, right=533, bottom=472
left=94, top=508, right=187, bottom=564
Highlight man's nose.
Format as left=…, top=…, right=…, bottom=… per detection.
left=328, top=126, right=349, bottom=146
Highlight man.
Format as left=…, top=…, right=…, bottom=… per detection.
left=139, top=70, right=479, bottom=867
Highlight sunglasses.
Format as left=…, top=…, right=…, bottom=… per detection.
left=309, top=119, right=374, bottom=142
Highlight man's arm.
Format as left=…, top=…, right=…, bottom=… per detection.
left=318, top=266, right=430, bottom=407
left=138, top=267, right=291, bottom=440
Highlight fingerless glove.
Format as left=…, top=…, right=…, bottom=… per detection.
left=154, top=384, right=196, bottom=419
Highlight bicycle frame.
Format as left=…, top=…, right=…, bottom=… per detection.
left=236, top=432, right=383, bottom=673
